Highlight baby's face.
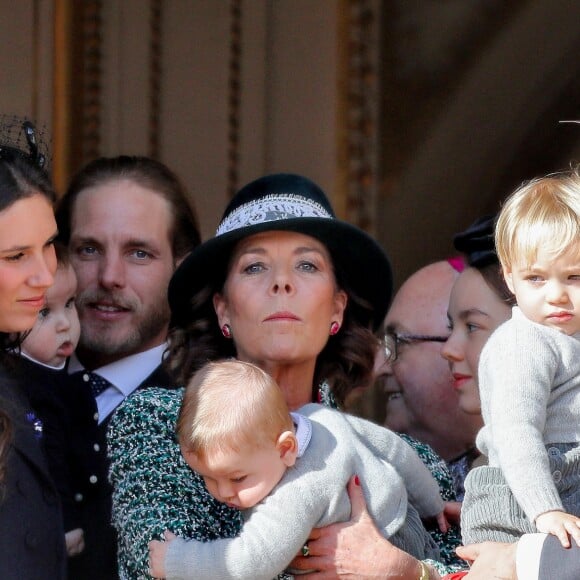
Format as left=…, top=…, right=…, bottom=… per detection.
left=504, top=246, right=580, bottom=335
left=22, top=264, right=81, bottom=367
left=182, top=443, right=289, bottom=510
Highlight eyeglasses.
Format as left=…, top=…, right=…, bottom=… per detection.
left=383, top=331, right=449, bottom=363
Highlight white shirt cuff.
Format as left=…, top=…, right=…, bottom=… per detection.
left=516, top=533, right=548, bottom=580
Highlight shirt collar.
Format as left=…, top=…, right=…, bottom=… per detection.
left=68, top=343, right=167, bottom=397
left=20, top=351, right=67, bottom=370
left=290, top=411, right=312, bottom=458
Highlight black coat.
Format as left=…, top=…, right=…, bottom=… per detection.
left=0, top=368, right=66, bottom=580
left=64, top=364, right=177, bottom=580
left=12, top=356, right=81, bottom=532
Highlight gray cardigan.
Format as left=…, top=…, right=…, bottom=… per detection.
left=477, top=307, right=580, bottom=522
left=165, top=403, right=443, bottom=580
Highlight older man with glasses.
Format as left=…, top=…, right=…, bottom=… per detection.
left=374, top=259, right=483, bottom=500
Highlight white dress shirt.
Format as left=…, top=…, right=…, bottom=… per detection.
left=516, top=533, right=546, bottom=580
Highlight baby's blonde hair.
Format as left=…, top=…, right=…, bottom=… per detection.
left=495, top=168, right=580, bottom=270
left=177, top=360, right=293, bottom=460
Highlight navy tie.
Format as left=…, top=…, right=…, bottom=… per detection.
left=81, top=372, right=112, bottom=398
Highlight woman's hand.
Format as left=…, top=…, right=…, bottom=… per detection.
left=289, top=475, right=437, bottom=579
left=148, top=530, right=177, bottom=578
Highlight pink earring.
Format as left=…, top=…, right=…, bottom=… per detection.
left=221, top=324, right=232, bottom=338
left=330, top=321, right=340, bottom=335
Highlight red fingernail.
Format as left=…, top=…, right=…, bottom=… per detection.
left=355, top=475, right=360, bottom=486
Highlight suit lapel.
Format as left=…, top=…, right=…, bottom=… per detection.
left=136, top=364, right=177, bottom=390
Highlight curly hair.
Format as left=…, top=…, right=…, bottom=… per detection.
left=166, top=267, right=380, bottom=408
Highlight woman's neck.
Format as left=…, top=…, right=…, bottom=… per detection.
left=248, top=359, right=316, bottom=411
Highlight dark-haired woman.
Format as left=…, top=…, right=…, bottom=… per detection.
left=441, top=216, right=515, bottom=491
left=0, top=119, right=66, bottom=578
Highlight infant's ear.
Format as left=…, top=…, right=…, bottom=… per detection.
left=277, top=431, right=298, bottom=467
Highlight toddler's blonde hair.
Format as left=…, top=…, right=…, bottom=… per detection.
left=495, top=168, right=580, bottom=270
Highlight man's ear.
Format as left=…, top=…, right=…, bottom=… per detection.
left=502, top=266, right=516, bottom=294
left=277, top=431, right=298, bottom=467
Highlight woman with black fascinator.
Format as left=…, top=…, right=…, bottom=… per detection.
left=0, top=116, right=66, bottom=579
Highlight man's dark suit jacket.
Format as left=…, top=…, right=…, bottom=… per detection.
left=66, top=364, right=177, bottom=580
left=539, top=534, right=580, bottom=580
left=0, top=369, right=66, bottom=580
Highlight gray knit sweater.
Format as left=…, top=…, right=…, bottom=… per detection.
left=477, top=306, right=580, bottom=523
left=165, top=403, right=443, bottom=580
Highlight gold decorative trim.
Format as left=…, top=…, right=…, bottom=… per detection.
left=227, top=0, right=242, bottom=198
left=52, top=1, right=103, bottom=191
left=336, top=0, right=350, bottom=220
left=149, top=0, right=163, bottom=159
left=52, top=0, right=73, bottom=193
left=80, top=0, right=103, bottom=163
left=338, top=0, right=380, bottom=233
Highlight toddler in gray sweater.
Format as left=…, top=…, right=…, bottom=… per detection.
left=462, top=169, right=580, bottom=548
left=149, top=360, right=447, bottom=580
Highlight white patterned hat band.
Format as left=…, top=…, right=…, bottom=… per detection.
left=168, top=173, right=393, bottom=331
left=216, top=194, right=333, bottom=236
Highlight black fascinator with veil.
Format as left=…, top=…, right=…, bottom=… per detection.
left=0, top=114, right=49, bottom=170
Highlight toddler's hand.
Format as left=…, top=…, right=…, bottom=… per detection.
left=535, top=510, right=580, bottom=548
left=149, top=530, right=177, bottom=578
left=65, top=528, right=85, bottom=557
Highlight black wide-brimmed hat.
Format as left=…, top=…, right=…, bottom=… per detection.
left=169, top=173, right=392, bottom=331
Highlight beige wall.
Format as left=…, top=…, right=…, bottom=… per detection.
left=102, top=1, right=341, bottom=240
left=1, top=0, right=578, bottom=277
left=0, top=1, right=342, bottom=240
left=0, top=1, right=54, bottom=143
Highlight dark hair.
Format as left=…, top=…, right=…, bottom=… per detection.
left=0, top=406, right=12, bottom=498
left=166, top=265, right=379, bottom=407
left=52, top=239, right=71, bottom=268
left=477, top=262, right=516, bottom=307
left=0, top=137, right=54, bottom=495
left=56, top=155, right=201, bottom=260
left=453, top=215, right=515, bottom=307
left=0, top=153, right=55, bottom=211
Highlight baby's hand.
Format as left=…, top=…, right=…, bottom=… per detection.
left=148, top=530, right=177, bottom=578
left=65, top=528, right=85, bottom=557
left=535, top=510, right=580, bottom=548
left=436, top=510, right=451, bottom=534
left=443, top=501, right=462, bottom=527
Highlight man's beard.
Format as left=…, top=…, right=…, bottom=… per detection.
left=77, top=289, right=170, bottom=357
